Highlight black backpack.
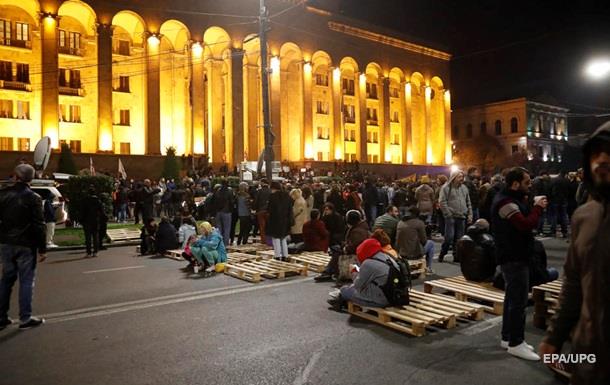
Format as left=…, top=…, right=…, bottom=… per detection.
left=372, top=255, right=412, bottom=307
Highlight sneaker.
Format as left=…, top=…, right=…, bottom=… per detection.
left=0, top=318, right=13, bottom=330
left=501, top=340, right=533, bottom=350
left=19, top=317, right=45, bottom=330
left=327, top=296, right=345, bottom=312
left=205, top=265, right=215, bottom=273
left=314, top=272, right=334, bottom=282
left=425, top=268, right=434, bottom=275
left=47, top=243, right=59, bottom=248
left=507, top=342, right=540, bottom=361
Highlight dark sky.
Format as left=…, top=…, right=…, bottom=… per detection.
left=337, top=0, right=610, bottom=131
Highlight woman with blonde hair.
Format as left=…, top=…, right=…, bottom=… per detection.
left=190, top=221, right=227, bottom=273
left=290, top=188, right=307, bottom=243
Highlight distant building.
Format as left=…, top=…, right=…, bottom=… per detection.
left=452, top=97, right=569, bottom=163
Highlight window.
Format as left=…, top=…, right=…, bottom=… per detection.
left=389, top=87, right=399, bottom=98
left=317, top=151, right=323, bottom=161
left=69, top=140, right=81, bottom=153
left=14, top=22, right=29, bottom=47
left=113, top=39, right=131, bottom=56
left=495, top=120, right=502, bottom=135
left=480, top=122, right=487, bottom=134
left=58, top=30, right=81, bottom=55
left=118, top=76, right=130, bottom=92
left=0, top=19, right=10, bottom=46
left=366, top=130, right=378, bottom=143
left=315, top=73, right=328, bottom=86
left=60, top=104, right=81, bottom=123
left=344, top=128, right=356, bottom=141
left=0, top=137, right=13, bottom=151
left=537, top=146, right=543, bottom=158
left=0, top=61, right=12, bottom=81
left=366, top=82, right=378, bottom=99
left=466, top=124, right=473, bottom=138
left=511, top=117, right=518, bottom=133
left=120, top=142, right=131, bottom=155
left=18, top=137, right=29, bottom=151
left=392, top=111, right=399, bottom=123
left=69, top=70, right=81, bottom=88
left=367, top=154, right=379, bottom=163
left=119, top=109, right=130, bottom=126
left=393, top=133, right=400, bottom=144
left=0, top=99, right=12, bottom=118
left=16, top=101, right=29, bottom=119
left=344, top=105, right=355, bottom=123
left=512, top=145, right=519, bottom=154
left=366, top=108, right=378, bottom=124
left=70, top=105, right=81, bottom=123
left=316, top=126, right=328, bottom=140
left=452, top=125, right=459, bottom=139
left=316, top=100, right=329, bottom=115
left=342, top=78, right=355, bottom=95
left=16, top=63, right=29, bottom=83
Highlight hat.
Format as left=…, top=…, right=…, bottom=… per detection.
left=356, top=238, right=382, bottom=264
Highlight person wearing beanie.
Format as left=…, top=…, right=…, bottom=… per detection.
left=327, top=238, right=399, bottom=311
left=438, top=169, right=472, bottom=262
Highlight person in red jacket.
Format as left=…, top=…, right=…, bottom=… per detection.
left=302, top=209, right=330, bottom=252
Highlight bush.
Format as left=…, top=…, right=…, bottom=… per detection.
left=210, top=176, right=240, bottom=188
left=65, top=175, right=114, bottom=223
left=161, top=146, right=180, bottom=181
left=57, top=143, right=78, bottom=175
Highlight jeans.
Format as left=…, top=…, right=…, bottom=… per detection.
left=118, top=203, right=128, bottom=222
left=550, top=202, right=568, bottom=236
left=424, top=240, right=435, bottom=269
left=501, top=261, right=529, bottom=346
left=216, top=211, right=232, bottom=246
left=537, top=208, right=548, bottom=234
left=365, top=205, right=377, bottom=227
left=440, top=217, right=466, bottom=256
left=0, top=244, right=37, bottom=322
left=272, top=237, right=288, bottom=259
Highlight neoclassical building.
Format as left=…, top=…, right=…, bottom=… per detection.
left=0, top=0, right=452, bottom=167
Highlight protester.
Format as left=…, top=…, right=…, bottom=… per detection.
left=43, top=192, right=58, bottom=248
left=191, top=221, right=227, bottom=273
left=540, top=122, right=610, bottom=384
left=456, top=219, right=496, bottom=282
left=464, top=167, right=481, bottom=221
left=141, top=179, right=161, bottom=222
left=302, top=209, right=330, bottom=252
left=439, top=169, right=472, bottom=262
left=140, top=218, right=158, bottom=255
left=178, top=216, right=197, bottom=249
left=212, top=180, right=234, bottom=246
left=371, top=228, right=398, bottom=259
left=236, top=182, right=253, bottom=245
left=0, top=164, right=46, bottom=330
left=155, top=217, right=179, bottom=254
left=491, top=167, right=547, bottom=360
left=363, top=179, right=380, bottom=227
left=290, top=188, right=307, bottom=244
left=415, top=175, right=435, bottom=224
left=549, top=170, right=570, bottom=238
left=321, top=202, right=345, bottom=247
left=253, top=179, right=271, bottom=243
left=395, top=206, right=427, bottom=261
left=81, top=185, right=105, bottom=258
left=267, top=181, right=292, bottom=260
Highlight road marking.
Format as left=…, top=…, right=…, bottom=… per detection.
left=44, top=277, right=314, bottom=324
left=83, top=265, right=146, bottom=274
left=458, top=315, right=503, bottom=336
left=293, top=348, right=323, bottom=385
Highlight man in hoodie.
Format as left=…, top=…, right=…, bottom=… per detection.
left=439, top=169, right=473, bottom=262
left=464, top=167, right=481, bottom=221
left=539, top=121, right=610, bottom=384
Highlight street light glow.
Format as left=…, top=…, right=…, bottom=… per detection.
left=584, top=58, right=610, bottom=80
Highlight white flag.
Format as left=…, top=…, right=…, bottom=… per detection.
left=89, top=157, right=96, bottom=176
left=118, top=158, right=127, bottom=179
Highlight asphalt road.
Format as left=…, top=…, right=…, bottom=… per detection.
left=0, top=238, right=569, bottom=385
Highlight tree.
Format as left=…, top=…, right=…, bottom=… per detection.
left=65, top=175, right=114, bottom=224
left=57, top=143, right=78, bottom=175
left=454, top=134, right=507, bottom=175
left=161, top=146, right=180, bottom=180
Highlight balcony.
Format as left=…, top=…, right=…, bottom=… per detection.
left=59, top=86, right=84, bottom=96
left=113, top=86, right=130, bottom=93
left=0, top=39, right=32, bottom=49
left=0, top=80, right=32, bottom=92
left=58, top=46, right=83, bottom=56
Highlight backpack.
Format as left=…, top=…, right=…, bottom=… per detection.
left=372, top=254, right=412, bottom=307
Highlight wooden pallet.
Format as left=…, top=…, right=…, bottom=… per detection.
left=226, top=243, right=272, bottom=254
left=347, top=290, right=485, bottom=337
left=255, top=249, right=277, bottom=259
left=407, top=258, right=426, bottom=279
left=227, top=252, right=262, bottom=264
left=224, top=259, right=308, bottom=283
left=532, top=279, right=563, bottom=329
left=287, top=252, right=330, bottom=273
left=424, top=275, right=505, bottom=315
left=165, top=249, right=185, bottom=261
left=107, top=228, right=141, bottom=242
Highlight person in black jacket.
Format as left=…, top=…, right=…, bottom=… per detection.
left=362, top=180, right=379, bottom=227
left=267, top=181, right=292, bottom=260
left=456, top=219, right=496, bottom=282
left=0, top=164, right=46, bottom=330
left=141, top=179, right=161, bottom=222
left=549, top=170, right=570, bottom=237
left=155, top=217, right=178, bottom=254
left=81, top=186, right=105, bottom=258
left=322, top=202, right=346, bottom=247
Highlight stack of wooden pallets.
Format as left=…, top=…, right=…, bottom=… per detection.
left=224, top=259, right=308, bottom=283
left=348, top=290, right=485, bottom=337
left=424, top=275, right=505, bottom=315
left=407, top=258, right=426, bottom=279
left=532, top=279, right=563, bottom=329
left=226, top=243, right=272, bottom=255
left=287, top=252, right=331, bottom=273
left=107, top=228, right=141, bottom=243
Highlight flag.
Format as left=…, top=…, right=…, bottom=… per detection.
left=118, top=158, right=127, bottom=179
left=89, top=157, right=96, bottom=176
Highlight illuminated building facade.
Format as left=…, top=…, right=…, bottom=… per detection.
left=0, top=0, right=452, bottom=166
left=452, top=98, right=569, bottom=163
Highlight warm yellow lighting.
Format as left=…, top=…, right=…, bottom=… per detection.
left=333, top=67, right=341, bottom=82
left=405, top=82, right=411, bottom=94
left=270, top=56, right=280, bottom=74
left=584, top=58, right=610, bottom=80
left=194, top=140, right=204, bottom=154
left=406, top=149, right=413, bottom=163
left=445, top=147, right=453, bottom=165
left=444, top=89, right=451, bottom=101
left=426, top=145, right=433, bottom=164
left=334, top=147, right=342, bottom=160
left=303, top=61, right=312, bottom=73
left=147, top=34, right=160, bottom=46
left=99, top=132, right=113, bottom=151
left=450, top=164, right=460, bottom=173
left=425, top=86, right=431, bottom=99
left=305, top=142, right=314, bottom=159
left=46, top=130, right=58, bottom=149
left=359, top=73, right=366, bottom=85
left=192, top=42, right=203, bottom=57
left=384, top=150, right=391, bottom=162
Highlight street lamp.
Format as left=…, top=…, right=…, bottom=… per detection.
left=584, top=58, right=610, bottom=80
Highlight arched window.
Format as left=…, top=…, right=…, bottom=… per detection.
left=466, top=123, right=473, bottom=138
left=480, top=122, right=487, bottom=134
left=495, top=120, right=502, bottom=135
left=510, top=117, right=518, bottom=133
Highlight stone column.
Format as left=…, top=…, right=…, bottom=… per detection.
left=357, top=73, right=367, bottom=162
left=243, top=63, right=259, bottom=160
left=269, top=56, right=282, bottom=161
left=381, top=77, right=391, bottom=163
left=444, top=90, right=452, bottom=164
left=146, top=34, right=161, bottom=155
left=303, top=62, right=313, bottom=159
left=402, top=81, right=410, bottom=163
left=231, top=48, right=244, bottom=166
left=97, top=23, right=113, bottom=152
left=40, top=13, right=59, bottom=148
left=425, top=85, right=432, bottom=164
left=191, top=43, right=205, bottom=154
left=331, top=68, right=342, bottom=160
left=206, top=59, right=224, bottom=164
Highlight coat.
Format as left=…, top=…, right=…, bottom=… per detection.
left=291, top=197, right=308, bottom=235
left=267, top=190, right=293, bottom=238
left=439, top=172, right=472, bottom=219
left=415, top=183, right=435, bottom=215
left=395, top=217, right=426, bottom=259
left=302, top=219, right=329, bottom=251
left=192, top=229, right=227, bottom=263
left=344, top=221, right=369, bottom=255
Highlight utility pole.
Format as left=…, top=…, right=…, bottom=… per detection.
left=258, top=0, right=274, bottom=182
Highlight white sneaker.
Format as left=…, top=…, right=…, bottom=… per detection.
left=501, top=340, right=533, bottom=350
left=47, top=243, right=59, bottom=248
left=507, top=342, right=540, bottom=361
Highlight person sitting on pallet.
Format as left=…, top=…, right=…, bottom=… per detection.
left=178, top=217, right=198, bottom=249
left=155, top=217, right=179, bottom=255
left=395, top=206, right=434, bottom=275
left=190, top=222, right=227, bottom=274
left=302, top=209, right=330, bottom=252
left=139, top=218, right=158, bottom=255
left=327, top=238, right=398, bottom=311
left=370, top=229, right=398, bottom=259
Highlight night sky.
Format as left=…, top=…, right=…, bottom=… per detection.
left=337, top=0, right=610, bottom=133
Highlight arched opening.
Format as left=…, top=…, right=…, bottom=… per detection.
left=510, top=117, right=518, bottom=133
left=159, top=20, right=191, bottom=155
left=410, top=72, right=426, bottom=164
left=388, top=67, right=404, bottom=163
left=365, top=62, right=382, bottom=163
left=242, top=34, right=263, bottom=160
left=111, top=11, right=146, bottom=155
left=339, top=57, right=359, bottom=161
left=430, top=76, right=445, bottom=164
left=279, top=42, right=304, bottom=161
left=311, top=50, right=332, bottom=161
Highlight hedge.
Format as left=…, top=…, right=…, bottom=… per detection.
left=65, top=175, right=114, bottom=223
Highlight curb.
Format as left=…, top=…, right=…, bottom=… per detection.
left=47, top=241, right=139, bottom=253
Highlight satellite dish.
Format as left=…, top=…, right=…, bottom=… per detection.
left=33, top=136, right=52, bottom=172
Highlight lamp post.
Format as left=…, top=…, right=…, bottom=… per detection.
left=258, top=0, right=274, bottom=182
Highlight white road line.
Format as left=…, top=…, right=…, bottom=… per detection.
left=83, top=265, right=146, bottom=274
left=45, top=277, right=315, bottom=324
